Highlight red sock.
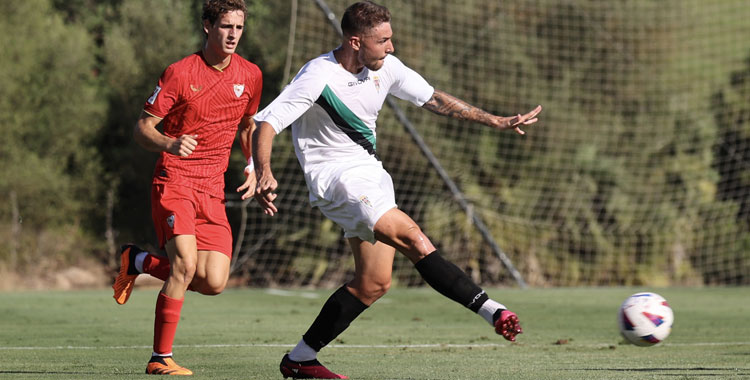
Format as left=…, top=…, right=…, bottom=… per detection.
left=153, top=292, right=184, bottom=355
left=143, top=254, right=196, bottom=292
left=142, top=254, right=170, bottom=281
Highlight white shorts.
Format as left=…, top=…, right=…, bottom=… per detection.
left=310, top=163, right=397, bottom=244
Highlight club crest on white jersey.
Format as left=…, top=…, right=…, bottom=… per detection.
left=359, top=195, right=373, bottom=208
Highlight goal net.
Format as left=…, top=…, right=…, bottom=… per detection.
left=231, top=0, right=750, bottom=287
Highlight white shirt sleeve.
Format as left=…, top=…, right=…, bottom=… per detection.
left=386, top=55, right=435, bottom=107
left=254, top=61, right=328, bottom=134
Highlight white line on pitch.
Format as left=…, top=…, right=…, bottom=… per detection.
left=0, top=342, right=749, bottom=351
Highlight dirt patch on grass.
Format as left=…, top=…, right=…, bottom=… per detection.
left=0, top=259, right=111, bottom=291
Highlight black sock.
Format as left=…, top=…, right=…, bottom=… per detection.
left=149, top=355, right=169, bottom=363
left=414, top=251, right=488, bottom=312
left=302, top=285, right=368, bottom=351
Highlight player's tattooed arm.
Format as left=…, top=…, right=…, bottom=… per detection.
left=422, top=89, right=496, bottom=125
left=422, top=89, right=542, bottom=135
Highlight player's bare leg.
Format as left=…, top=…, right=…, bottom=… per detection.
left=161, top=235, right=197, bottom=298
left=191, top=250, right=230, bottom=295
left=374, top=208, right=522, bottom=341
left=113, top=247, right=229, bottom=305
left=146, top=235, right=196, bottom=376
left=282, top=239, right=394, bottom=379
left=346, top=239, right=396, bottom=305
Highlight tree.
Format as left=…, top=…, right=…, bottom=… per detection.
left=0, top=0, right=107, bottom=267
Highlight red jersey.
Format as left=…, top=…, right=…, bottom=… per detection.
left=144, top=51, right=262, bottom=198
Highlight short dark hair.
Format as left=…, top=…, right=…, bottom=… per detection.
left=202, top=0, right=247, bottom=26
left=341, top=1, right=391, bottom=37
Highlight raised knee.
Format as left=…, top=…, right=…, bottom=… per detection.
left=194, top=278, right=226, bottom=295
left=376, top=280, right=392, bottom=298
left=402, top=225, right=422, bottom=242
left=198, top=286, right=223, bottom=296
left=361, top=279, right=391, bottom=301
left=401, top=226, right=434, bottom=260
left=204, top=281, right=226, bottom=295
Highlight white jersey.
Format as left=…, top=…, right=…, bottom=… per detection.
left=254, top=50, right=434, bottom=202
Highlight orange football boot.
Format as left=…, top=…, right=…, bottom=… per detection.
left=146, top=356, right=193, bottom=376
left=112, top=244, right=141, bottom=305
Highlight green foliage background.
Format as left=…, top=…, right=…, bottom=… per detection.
left=0, top=0, right=748, bottom=286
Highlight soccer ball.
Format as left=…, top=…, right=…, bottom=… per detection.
left=617, top=292, right=673, bottom=346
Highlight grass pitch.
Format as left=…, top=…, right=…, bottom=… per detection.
left=0, top=287, right=748, bottom=379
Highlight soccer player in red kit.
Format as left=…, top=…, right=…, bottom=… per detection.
left=111, top=0, right=262, bottom=375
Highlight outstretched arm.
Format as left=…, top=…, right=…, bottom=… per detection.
left=252, top=121, right=279, bottom=216
left=422, top=89, right=542, bottom=135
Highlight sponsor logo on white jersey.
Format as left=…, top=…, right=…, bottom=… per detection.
left=348, top=77, right=370, bottom=87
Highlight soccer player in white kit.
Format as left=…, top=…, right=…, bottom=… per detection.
left=251, top=1, right=542, bottom=378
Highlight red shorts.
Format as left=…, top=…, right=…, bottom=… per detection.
left=151, top=184, right=232, bottom=257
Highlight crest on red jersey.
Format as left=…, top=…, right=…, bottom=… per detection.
left=233, top=84, right=244, bottom=97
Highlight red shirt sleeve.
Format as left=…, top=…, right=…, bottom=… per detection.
left=144, top=64, right=181, bottom=118
left=244, top=65, right=263, bottom=117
